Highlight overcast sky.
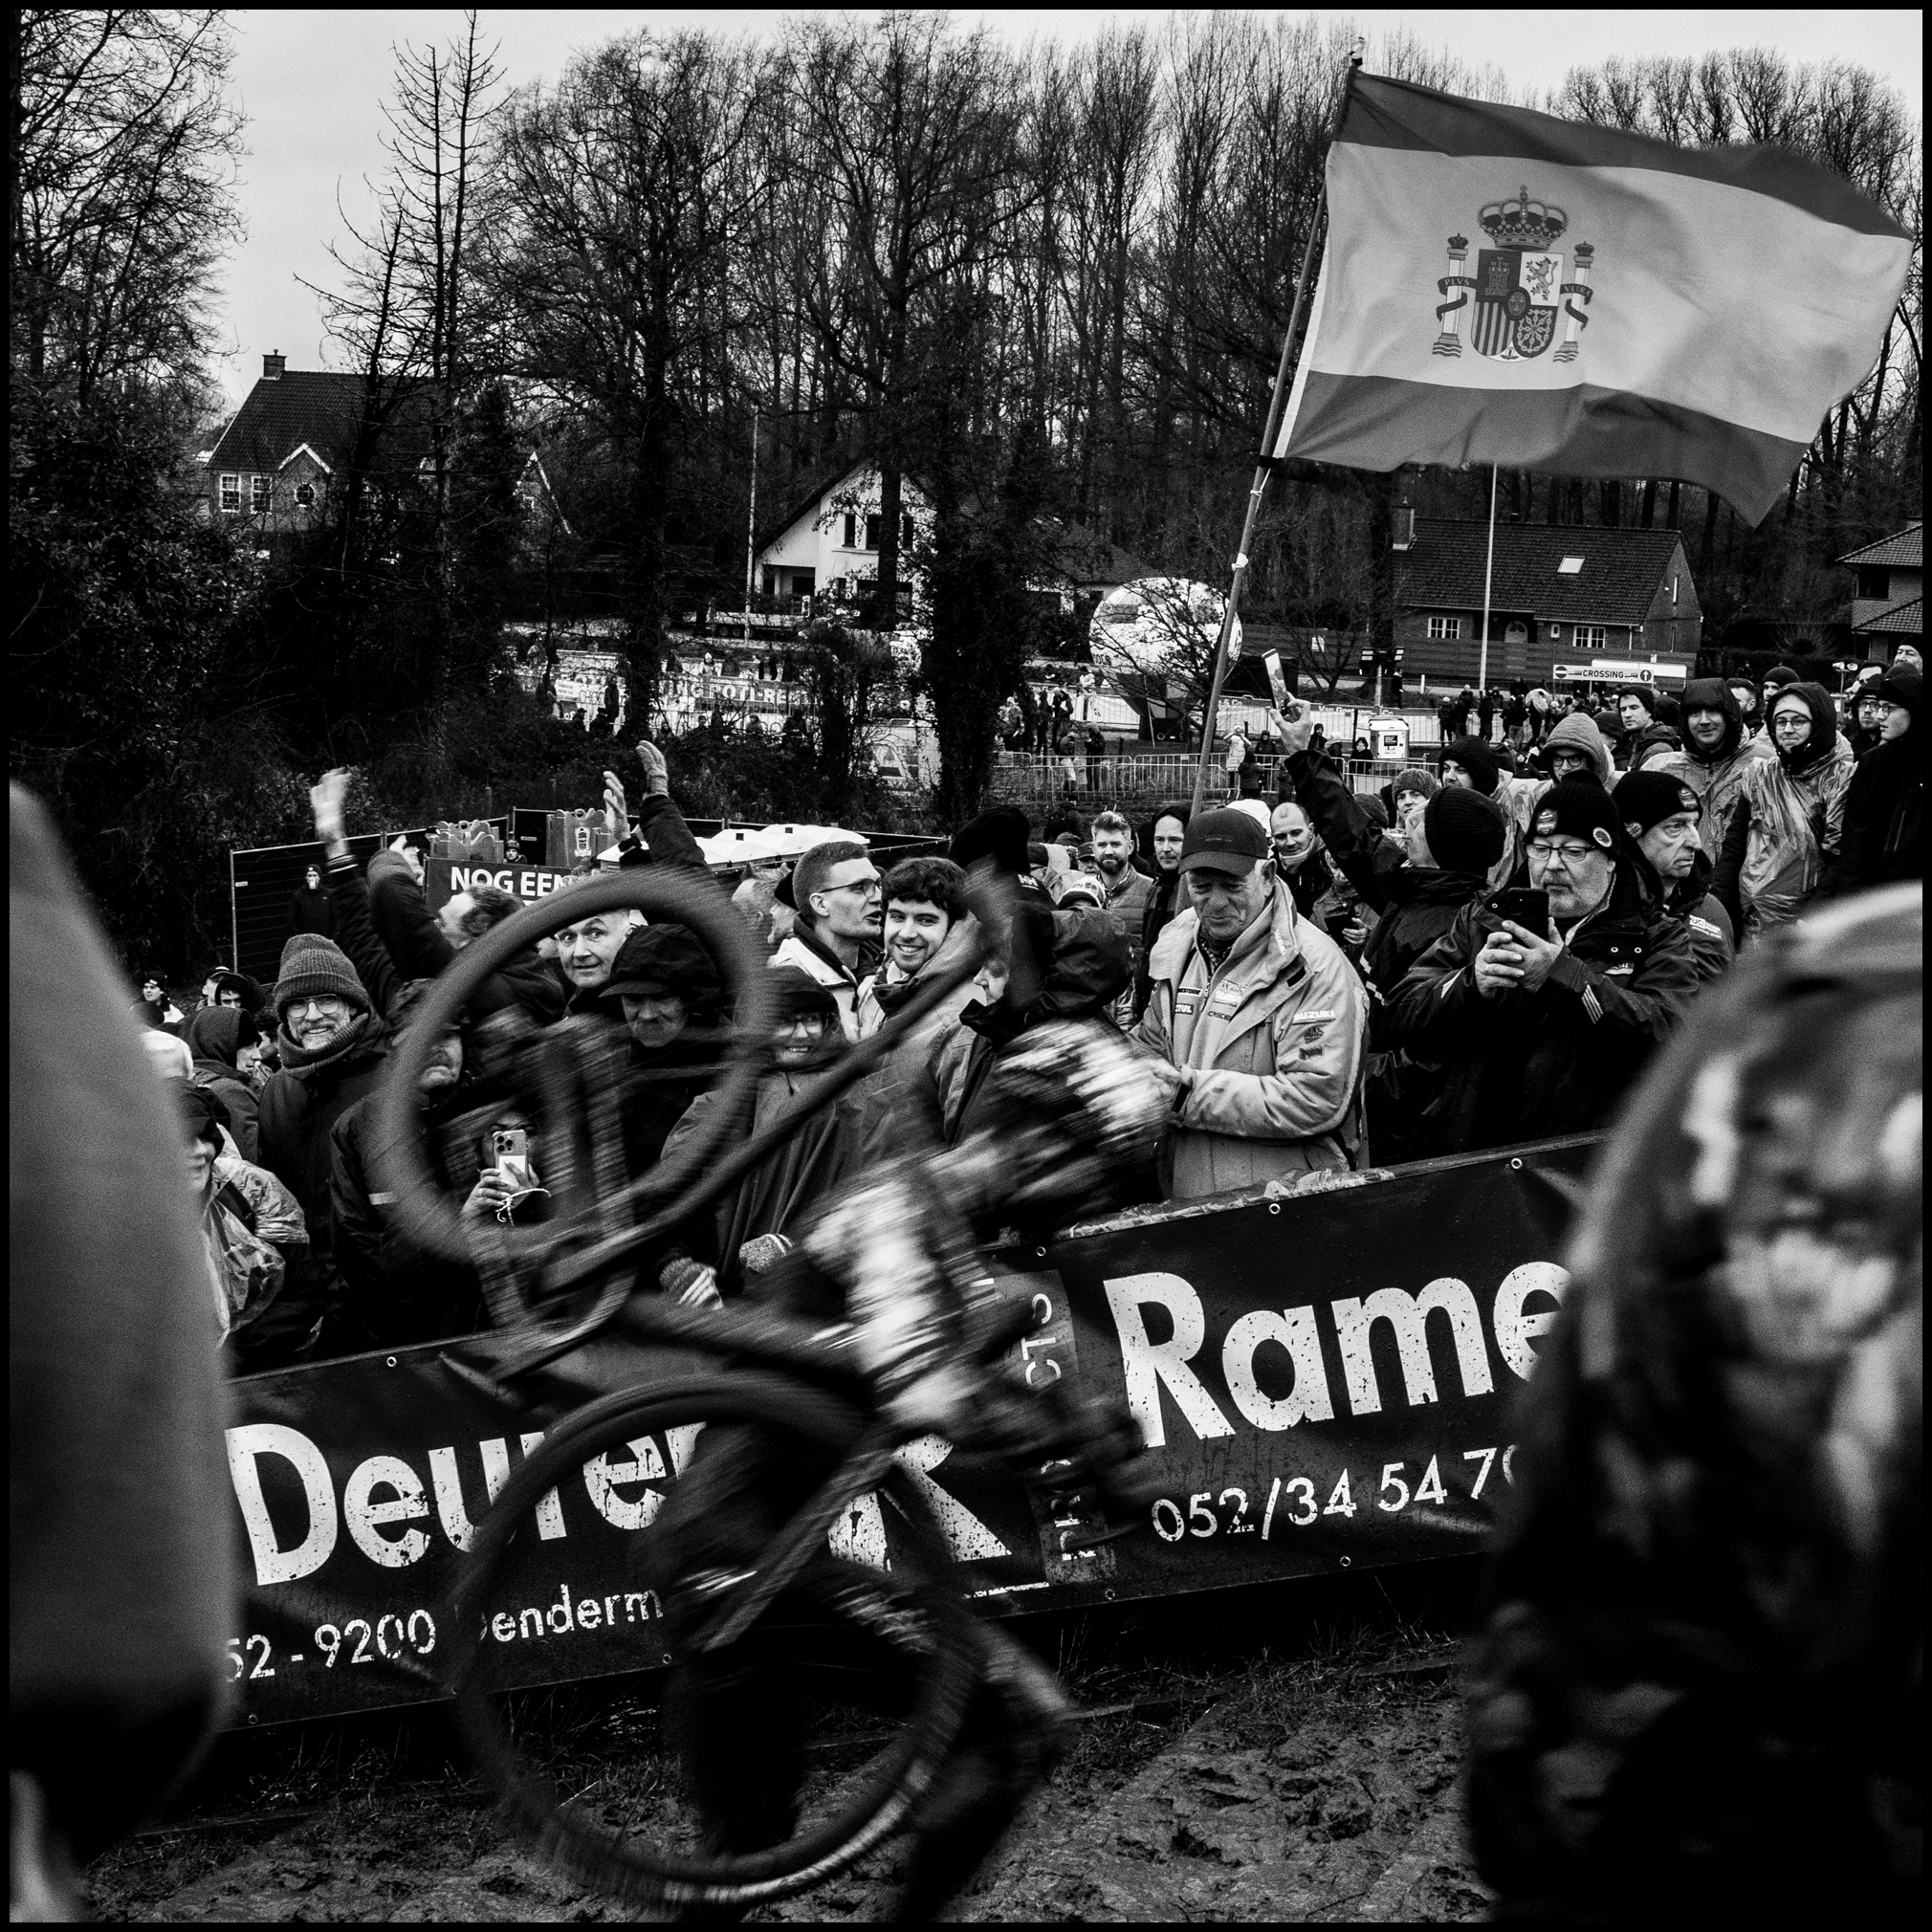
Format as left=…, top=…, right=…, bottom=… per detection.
left=210, top=7, right=1923, bottom=406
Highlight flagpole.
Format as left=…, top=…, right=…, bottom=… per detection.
left=1191, top=53, right=1361, bottom=817
left=1477, top=462, right=1498, bottom=698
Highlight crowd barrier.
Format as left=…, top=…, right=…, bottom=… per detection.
left=220, top=1134, right=1595, bottom=1726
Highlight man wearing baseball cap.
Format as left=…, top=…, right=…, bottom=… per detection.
left=1386, top=782, right=1698, bottom=1156
left=1614, top=768, right=1735, bottom=982
left=1133, top=805, right=1368, bottom=1198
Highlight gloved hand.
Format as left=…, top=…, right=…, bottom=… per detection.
left=658, top=1255, right=723, bottom=1309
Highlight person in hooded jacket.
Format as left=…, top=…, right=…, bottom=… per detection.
left=601, top=920, right=732, bottom=1178
left=248, top=932, right=388, bottom=1366
left=1613, top=769, right=1736, bottom=982
left=1131, top=801, right=1190, bottom=1024
left=1615, top=686, right=1682, bottom=773
left=1386, top=782, right=1698, bottom=1156
left=1273, top=709, right=1504, bottom=1162
left=1715, top=681, right=1856, bottom=938
left=286, top=863, right=335, bottom=940
left=184, top=1004, right=263, bottom=1162
left=1655, top=676, right=1774, bottom=860
left=1824, top=666, right=1921, bottom=895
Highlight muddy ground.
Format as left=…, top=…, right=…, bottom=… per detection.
left=88, top=1562, right=1493, bottom=1922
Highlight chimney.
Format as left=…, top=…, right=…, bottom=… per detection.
left=262, top=351, right=286, bottom=381
left=1392, top=502, right=1416, bottom=552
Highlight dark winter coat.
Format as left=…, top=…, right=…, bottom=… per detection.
left=1385, top=861, right=1698, bottom=1157
left=1622, top=719, right=1682, bottom=773
left=1131, top=868, right=1186, bottom=1023
left=250, top=1018, right=388, bottom=1365
left=1824, top=704, right=1921, bottom=895
left=287, top=880, right=335, bottom=938
left=184, top=1006, right=262, bottom=1162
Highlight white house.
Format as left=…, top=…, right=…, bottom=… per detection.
left=755, top=462, right=930, bottom=606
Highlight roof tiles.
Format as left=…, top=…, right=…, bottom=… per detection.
left=1836, top=521, right=1922, bottom=570
left=1395, top=517, right=1689, bottom=624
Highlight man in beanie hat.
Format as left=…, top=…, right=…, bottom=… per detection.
left=1614, top=768, right=1735, bottom=981
left=1825, top=665, right=1921, bottom=895
left=248, top=930, right=385, bottom=1364
left=1272, top=708, right=1501, bottom=1159
left=1134, top=801, right=1367, bottom=1197
left=1657, top=675, right=1773, bottom=858
left=1387, top=781, right=1697, bottom=1155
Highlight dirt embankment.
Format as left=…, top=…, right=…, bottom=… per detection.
left=88, top=1565, right=1493, bottom=1923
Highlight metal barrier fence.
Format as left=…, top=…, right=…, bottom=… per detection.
left=987, top=753, right=1423, bottom=814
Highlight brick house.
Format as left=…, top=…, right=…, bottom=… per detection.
left=1393, top=513, right=1701, bottom=691
left=201, top=351, right=562, bottom=540
left=1836, top=519, right=1922, bottom=664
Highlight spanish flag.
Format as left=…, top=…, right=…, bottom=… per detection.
left=1275, top=74, right=1912, bottom=523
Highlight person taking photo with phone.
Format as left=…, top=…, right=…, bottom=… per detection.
left=1384, top=783, right=1698, bottom=1157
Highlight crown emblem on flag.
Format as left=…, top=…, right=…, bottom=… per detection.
left=1478, top=186, right=1567, bottom=250
left=1432, top=184, right=1595, bottom=364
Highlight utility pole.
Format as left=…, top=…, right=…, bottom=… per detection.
left=743, top=405, right=758, bottom=655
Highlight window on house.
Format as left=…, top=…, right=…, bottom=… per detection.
left=1557, top=556, right=1585, bottom=575
left=842, top=511, right=856, bottom=548
left=900, top=513, right=913, bottom=550
left=1671, top=573, right=1680, bottom=604
left=1576, top=625, right=1609, bottom=649
left=1857, top=565, right=1890, bottom=600
left=218, top=473, right=240, bottom=513
left=1426, top=615, right=1462, bottom=639
left=251, top=473, right=271, bottom=512
left=865, top=513, right=881, bottom=551
left=294, top=482, right=316, bottom=509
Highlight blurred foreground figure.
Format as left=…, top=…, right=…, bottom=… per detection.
left=1467, top=884, right=1921, bottom=1922
left=10, top=788, right=235, bottom=1916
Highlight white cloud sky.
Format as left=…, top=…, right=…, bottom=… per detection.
left=211, top=8, right=1923, bottom=404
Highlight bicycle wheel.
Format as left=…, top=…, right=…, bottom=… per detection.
left=443, top=1372, right=980, bottom=1911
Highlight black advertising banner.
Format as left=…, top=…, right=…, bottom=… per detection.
left=221, top=1137, right=1594, bottom=1726
left=421, top=855, right=579, bottom=914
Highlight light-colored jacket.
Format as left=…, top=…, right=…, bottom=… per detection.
left=1134, top=880, right=1368, bottom=1200
left=771, top=931, right=863, bottom=1041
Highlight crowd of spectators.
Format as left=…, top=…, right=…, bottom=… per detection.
left=127, top=648, right=1919, bottom=1372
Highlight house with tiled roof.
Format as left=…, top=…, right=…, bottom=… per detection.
left=202, top=352, right=563, bottom=541
left=1393, top=513, right=1701, bottom=690
left=1836, top=520, right=1922, bottom=662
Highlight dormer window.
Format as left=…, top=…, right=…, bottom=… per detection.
left=1557, top=556, right=1585, bottom=575
left=295, top=482, right=316, bottom=509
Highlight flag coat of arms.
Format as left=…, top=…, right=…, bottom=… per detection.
left=1274, top=75, right=1913, bottom=523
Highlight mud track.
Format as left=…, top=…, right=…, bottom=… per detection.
left=88, top=1564, right=1492, bottom=1922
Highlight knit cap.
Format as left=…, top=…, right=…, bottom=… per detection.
left=1762, top=664, right=1799, bottom=690
left=1614, top=769, right=1701, bottom=834
left=1528, top=781, right=1621, bottom=851
left=272, top=933, right=370, bottom=1020
left=1424, top=784, right=1506, bottom=875
left=1438, top=735, right=1499, bottom=796
left=1391, top=766, right=1440, bottom=803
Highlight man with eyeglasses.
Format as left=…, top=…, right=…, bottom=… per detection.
left=1386, top=782, right=1697, bottom=1156
left=771, top=839, right=882, bottom=1040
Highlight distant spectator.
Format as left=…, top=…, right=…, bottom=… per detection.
left=1715, top=682, right=1855, bottom=937
left=857, top=856, right=971, bottom=1039
left=185, top=1005, right=264, bottom=1162
left=772, top=840, right=881, bottom=1041
left=138, top=974, right=185, bottom=1029
left=1614, top=769, right=1736, bottom=983
left=1616, top=685, right=1680, bottom=773
left=1386, top=782, right=1698, bottom=1155
left=1131, top=801, right=1190, bottom=1025
left=1891, top=643, right=1922, bottom=676
left=178, top=1086, right=307, bottom=1349
left=1085, top=723, right=1107, bottom=793
left=1824, top=667, right=1921, bottom=895
left=1727, top=674, right=1765, bottom=741
left=661, top=967, right=874, bottom=1296
left=733, top=851, right=791, bottom=949
left=1134, top=807, right=1367, bottom=1197
left=1539, top=712, right=1616, bottom=789
left=287, top=862, right=335, bottom=940
left=1267, top=797, right=1332, bottom=927
left=209, top=970, right=262, bottom=1014
left=1654, top=677, right=1772, bottom=859
left=249, top=932, right=386, bottom=1367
